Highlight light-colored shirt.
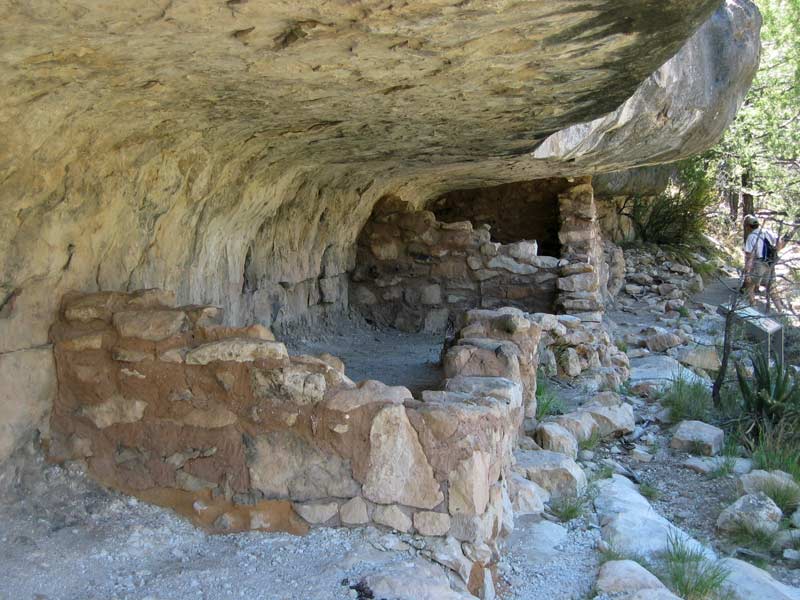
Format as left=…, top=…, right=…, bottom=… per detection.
left=745, top=228, right=777, bottom=260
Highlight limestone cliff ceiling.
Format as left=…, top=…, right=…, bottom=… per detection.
left=1, top=0, right=722, bottom=171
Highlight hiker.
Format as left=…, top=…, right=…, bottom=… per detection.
left=742, top=214, right=783, bottom=311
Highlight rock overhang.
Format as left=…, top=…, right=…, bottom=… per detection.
left=0, top=0, right=762, bottom=464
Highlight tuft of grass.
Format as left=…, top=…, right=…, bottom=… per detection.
left=592, top=465, right=615, bottom=481
left=536, top=376, right=565, bottom=419
left=749, top=422, right=800, bottom=482
left=599, top=546, right=650, bottom=568
left=726, top=521, right=775, bottom=555
left=579, top=430, right=601, bottom=451
left=661, top=377, right=714, bottom=422
left=615, top=339, right=629, bottom=353
left=688, top=440, right=707, bottom=456
left=759, top=479, right=800, bottom=514
left=662, top=534, right=730, bottom=600
left=677, top=306, right=690, bottom=318
left=639, top=482, right=661, bottom=501
left=709, top=455, right=737, bottom=479
left=549, top=494, right=588, bottom=522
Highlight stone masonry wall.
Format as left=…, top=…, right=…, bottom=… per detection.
left=49, top=289, right=546, bottom=594
left=351, top=197, right=561, bottom=333
left=556, top=178, right=608, bottom=324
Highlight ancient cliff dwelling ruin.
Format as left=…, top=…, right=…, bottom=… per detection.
left=0, top=0, right=777, bottom=598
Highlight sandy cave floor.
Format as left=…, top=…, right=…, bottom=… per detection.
left=284, top=320, right=444, bottom=396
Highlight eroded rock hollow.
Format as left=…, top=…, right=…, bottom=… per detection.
left=1, top=0, right=760, bottom=566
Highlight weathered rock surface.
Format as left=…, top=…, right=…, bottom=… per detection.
left=513, top=450, right=586, bottom=499
left=594, top=475, right=714, bottom=560
left=596, top=560, right=670, bottom=596
left=720, top=558, right=800, bottom=600
left=363, top=405, right=443, bottom=510
left=670, top=420, right=724, bottom=456
left=716, top=492, right=782, bottom=535
left=0, top=0, right=760, bottom=461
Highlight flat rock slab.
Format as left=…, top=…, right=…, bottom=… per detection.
left=670, top=420, right=724, bottom=456
left=594, top=475, right=714, bottom=561
left=682, top=456, right=753, bottom=475
left=629, top=355, right=705, bottom=390
left=513, top=450, right=586, bottom=499
left=506, top=516, right=567, bottom=562
left=721, top=558, right=800, bottom=600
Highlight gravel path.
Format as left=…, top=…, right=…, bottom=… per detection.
left=0, top=452, right=427, bottom=600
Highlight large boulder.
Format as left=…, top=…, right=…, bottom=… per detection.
left=716, top=492, right=783, bottom=535
left=513, top=450, right=586, bottom=499
left=670, top=420, right=724, bottom=456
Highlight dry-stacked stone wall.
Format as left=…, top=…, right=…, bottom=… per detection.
left=556, top=178, right=607, bottom=325
left=351, top=197, right=562, bottom=333
left=48, top=291, right=540, bottom=566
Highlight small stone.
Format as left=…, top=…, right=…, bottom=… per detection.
left=373, top=504, right=412, bottom=533
left=413, top=511, right=451, bottom=536
left=294, top=501, right=339, bottom=525
left=339, top=497, right=370, bottom=525
left=535, top=422, right=578, bottom=459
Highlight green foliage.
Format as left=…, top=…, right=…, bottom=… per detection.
left=726, top=521, right=776, bottom=555
left=709, top=0, right=800, bottom=219
left=592, top=465, right=615, bottom=481
left=662, top=377, right=715, bottom=422
left=662, top=534, right=730, bottom=600
left=760, top=478, right=800, bottom=513
left=578, top=430, right=601, bottom=451
left=536, top=376, right=565, bottom=419
left=639, top=482, right=661, bottom=501
left=626, top=158, right=717, bottom=245
left=549, top=494, right=587, bottom=522
left=748, top=421, right=800, bottom=481
left=710, top=455, right=737, bottom=479
left=735, top=352, right=800, bottom=429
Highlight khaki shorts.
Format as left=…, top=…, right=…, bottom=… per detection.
left=747, top=260, right=773, bottom=290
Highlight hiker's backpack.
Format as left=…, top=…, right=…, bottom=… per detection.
left=761, top=233, right=778, bottom=264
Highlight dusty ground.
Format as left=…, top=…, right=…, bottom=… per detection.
left=284, top=318, right=444, bottom=396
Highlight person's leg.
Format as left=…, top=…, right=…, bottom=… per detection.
left=766, top=266, right=784, bottom=312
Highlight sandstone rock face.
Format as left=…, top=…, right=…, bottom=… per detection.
left=671, top=420, right=724, bottom=456
left=514, top=450, right=587, bottom=499
left=0, top=0, right=760, bottom=461
left=249, top=431, right=360, bottom=501
left=47, top=290, right=526, bottom=543
left=363, top=405, right=444, bottom=510
left=596, top=560, right=669, bottom=596
left=716, top=492, right=782, bottom=535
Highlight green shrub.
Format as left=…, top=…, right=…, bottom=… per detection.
left=579, top=430, right=601, bottom=451
left=735, top=352, right=800, bottom=430
left=549, top=495, right=587, bottom=522
left=760, top=478, right=800, bottom=513
left=662, top=534, right=730, bottom=600
left=625, top=158, right=716, bottom=245
left=536, top=376, right=565, bottom=419
left=639, top=482, right=661, bottom=501
left=749, top=421, right=800, bottom=481
left=726, top=521, right=775, bottom=555
left=661, top=377, right=714, bottom=422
